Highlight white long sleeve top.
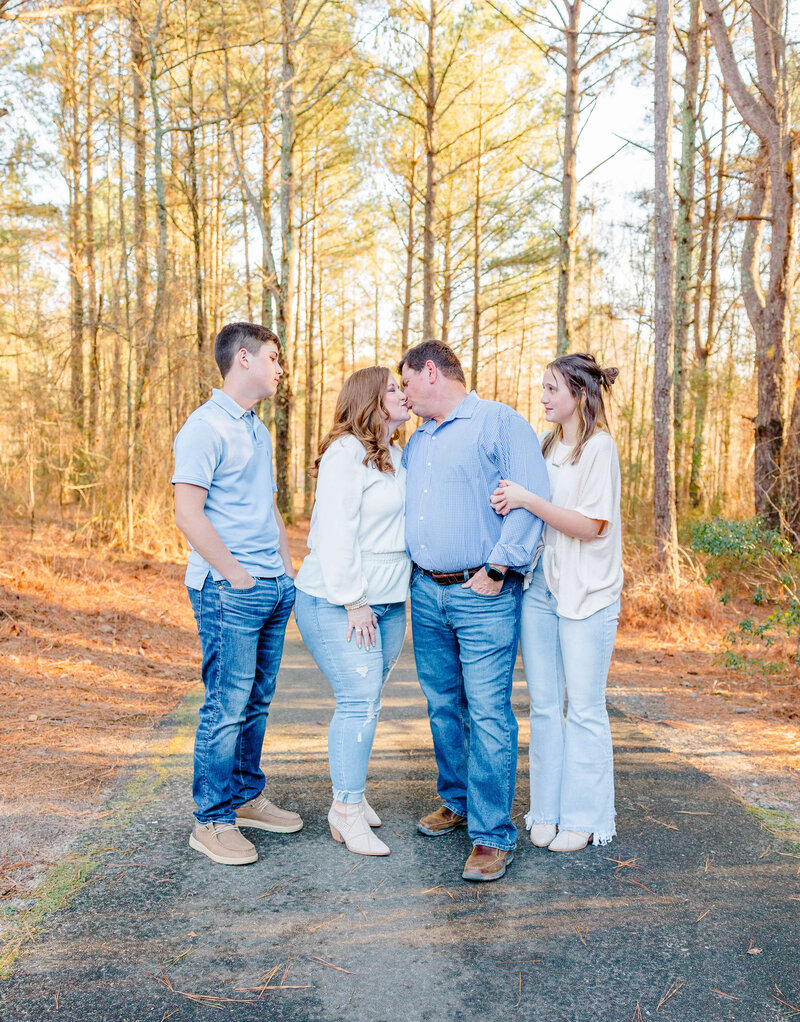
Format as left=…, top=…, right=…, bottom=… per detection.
left=294, top=434, right=411, bottom=606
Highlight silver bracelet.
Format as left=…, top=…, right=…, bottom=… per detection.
left=345, top=594, right=369, bottom=611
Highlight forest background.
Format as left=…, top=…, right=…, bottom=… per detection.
left=0, top=0, right=798, bottom=663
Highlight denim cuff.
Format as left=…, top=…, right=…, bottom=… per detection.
left=471, top=840, right=517, bottom=853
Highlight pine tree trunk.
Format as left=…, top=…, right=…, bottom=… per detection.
left=653, top=0, right=680, bottom=578
left=673, top=0, right=701, bottom=482
left=422, top=0, right=437, bottom=339
left=556, top=0, right=580, bottom=355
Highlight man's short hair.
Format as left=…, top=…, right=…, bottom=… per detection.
left=214, top=322, right=280, bottom=378
left=398, top=340, right=466, bottom=385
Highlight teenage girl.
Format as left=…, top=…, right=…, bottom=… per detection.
left=491, top=353, right=622, bottom=851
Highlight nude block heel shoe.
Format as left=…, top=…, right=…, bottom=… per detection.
left=328, top=803, right=390, bottom=856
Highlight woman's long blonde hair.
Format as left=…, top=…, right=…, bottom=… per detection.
left=541, top=353, right=619, bottom=464
left=315, top=366, right=396, bottom=475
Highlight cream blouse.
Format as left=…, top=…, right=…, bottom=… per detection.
left=294, top=434, right=411, bottom=607
left=539, top=429, right=623, bottom=620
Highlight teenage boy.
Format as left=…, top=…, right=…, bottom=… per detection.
left=173, top=322, right=301, bottom=865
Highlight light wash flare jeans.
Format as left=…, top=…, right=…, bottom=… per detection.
left=520, top=560, right=619, bottom=846
left=294, top=591, right=406, bottom=803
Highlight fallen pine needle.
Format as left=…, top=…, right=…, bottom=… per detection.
left=614, top=873, right=656, bottom=896
left=498, top=960, right=542, bottom=965
left=771, top=994, right=800, bottom=1012
left=371, top=877, right=388, bottom=893
left=696, top=909, right=710, bottom=922
left=167, top=949, right=193, bottom=966
left=422, top=885, right=444, bottom=894
left=308, top=914, right=344, bottom=932
left=656, top=979, right=685, bottom=1010
left=649, top=817, right=679, bottom=831
left=344, top=860, right=364, bottom=876
left=605, top=856, right=641, bottom=871
left=307, top=957, right=353, bottom=975
left=575, top=926, right=587, bottom=947
left=632, top=1002, right=643, bottom=1021
left=358, top=905, right=367, bottom=920
left=675, top=811, right=711, bottom=815
left=514, top=972, right=522, bottom=1008
left=710, top=988, right=740, bottom=1000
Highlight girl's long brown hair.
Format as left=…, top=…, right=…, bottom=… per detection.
left=315, top=366, right=396, bottom=475
left=541, top=353, right=619, bottom=464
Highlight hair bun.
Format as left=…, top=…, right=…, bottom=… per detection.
left=602, top=366, right=619, bottom=387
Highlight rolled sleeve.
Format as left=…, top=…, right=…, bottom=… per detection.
left=487, top=413, right=550, bottom=570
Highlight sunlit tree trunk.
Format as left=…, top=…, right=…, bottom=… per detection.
left=556, top=0, right=580, bottom=355
left=673, top=0, right=701, bottom=494
left=653, top=0, right=679, bottom=578
left=703, top=0, right=795, bottom=527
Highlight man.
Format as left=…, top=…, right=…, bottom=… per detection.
left=400, top=340, right=549, bottom=882
left=173, top=322, right=302, bottom=866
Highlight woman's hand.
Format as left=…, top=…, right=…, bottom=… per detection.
left=490, top=479, right=533, bottom=516
left=347, top=604, right=377, bottom=648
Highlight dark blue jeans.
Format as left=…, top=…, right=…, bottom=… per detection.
left=410, top=568, right=522, bottom=851
left=187, top=574, right=295, bottom=824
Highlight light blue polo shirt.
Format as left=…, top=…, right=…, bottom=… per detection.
left=172, top=388, right=283, bottom=589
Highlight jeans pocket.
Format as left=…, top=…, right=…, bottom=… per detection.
left=219, top=580, right=258, bottom=594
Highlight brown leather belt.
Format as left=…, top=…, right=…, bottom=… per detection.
left=417, top=565, right=482, bottom=586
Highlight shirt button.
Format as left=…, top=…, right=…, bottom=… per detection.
left=427, top=462, right=431, bottom=467
left=421, top=544, right=426, bottom=549
left=419, top=516, right=424, bottom=520
left=423, top=489, right=428, bottom=493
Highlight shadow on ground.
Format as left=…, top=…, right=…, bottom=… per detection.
left=1, top=619, right=798, bottom=1022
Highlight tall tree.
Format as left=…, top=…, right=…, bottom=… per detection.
left=653, top=0, right=679, bottom=577
left=703, top=0, right=796, bottom=527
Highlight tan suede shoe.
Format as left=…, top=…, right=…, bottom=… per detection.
left=235, top=793, right=303, bottom=833
left=189, top=823, right=258, bottom=865
left=461, top=844, right=514, bottom=881
left=417, top=805, right=467, bottom=836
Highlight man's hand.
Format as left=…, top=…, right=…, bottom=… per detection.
left=462, top=567, right=504, bottom=596
left=229, top=568, right=256, bottom=590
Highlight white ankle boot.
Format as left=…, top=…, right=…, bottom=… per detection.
left=548, top=829, right=592, bottom=852
left=529, top=823, right=557, bottom=847
left=328, top=802, right=390, bottom=856
left=361, top=795, right=381, bottom=827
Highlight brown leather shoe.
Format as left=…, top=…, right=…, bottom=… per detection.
left=417, top=805, right=467, bottom=836
left=462, top=844, right=514, bottom=881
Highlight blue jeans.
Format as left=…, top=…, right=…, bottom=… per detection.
left=294, top=591, right=406, bottom=802
left=187, top=574, right=296, bottom=824
left=410, top=568, right=522, bottom=851
left=520, top=561, right=619, bottom=845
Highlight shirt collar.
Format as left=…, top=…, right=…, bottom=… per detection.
left=210, top=388, right=250, bottom=420
left=420, top=390, right=479, bottom=432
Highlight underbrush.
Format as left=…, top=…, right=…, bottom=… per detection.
left=624, top=518, right=800, bottom=696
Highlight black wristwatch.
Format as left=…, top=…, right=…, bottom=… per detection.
left=484, top=563, right=506, bottom=582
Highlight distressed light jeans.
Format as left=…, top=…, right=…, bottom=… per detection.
left=520, top=560, right=619, bottom=846
left=188, top=574, right=296, bottom=824
left=294, top=591, right=406, bottom=803
left=410, top=568, right=522, bottom=851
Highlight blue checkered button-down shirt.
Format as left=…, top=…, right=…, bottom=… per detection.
left=402, top=391, right=549, bottom=573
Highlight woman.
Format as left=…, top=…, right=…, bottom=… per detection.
left=490, top=353, right=622, bottom=852
left=294, top=367, right=411, bottom=856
